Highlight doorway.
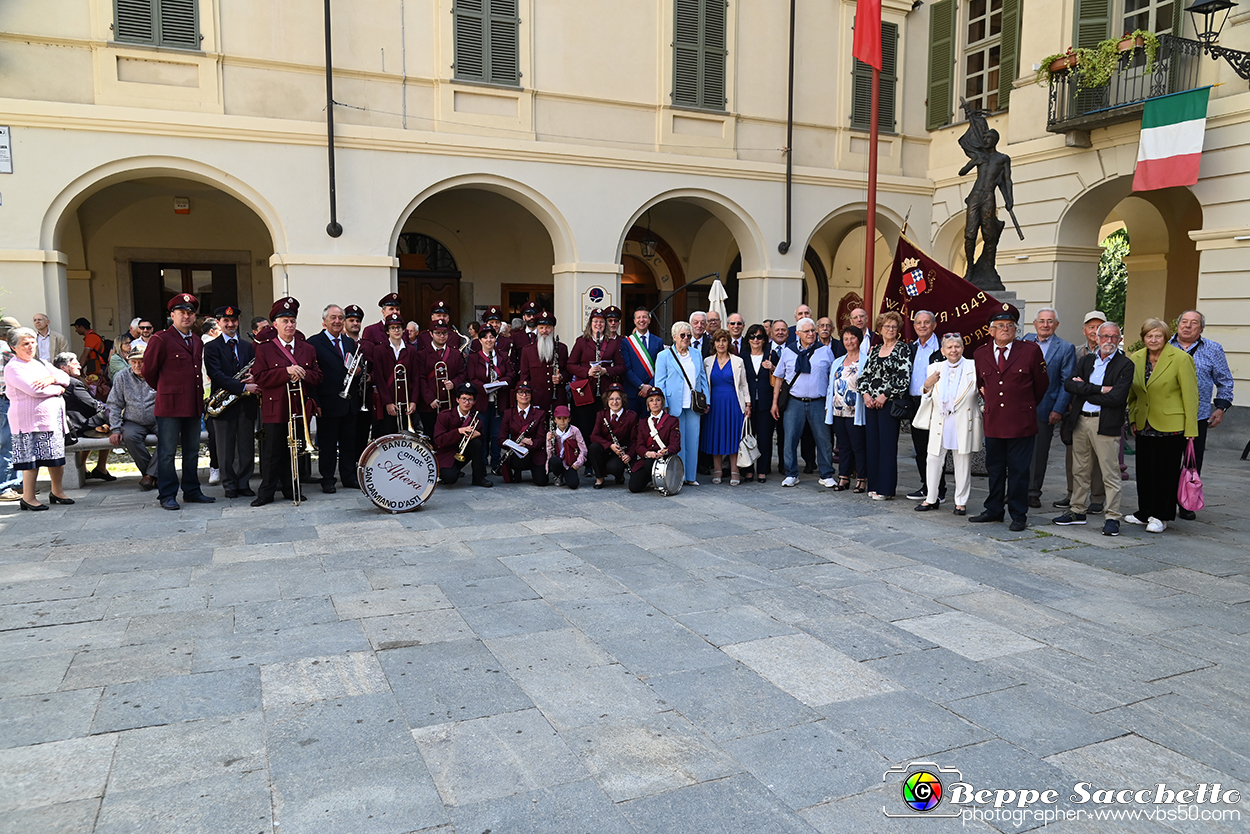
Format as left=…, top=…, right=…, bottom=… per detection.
left=131, top=263, right=238, bottom=326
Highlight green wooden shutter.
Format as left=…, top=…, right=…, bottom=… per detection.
left=926, top=0, right=955, bottom=130
left=115, top=0, right=156, bottom=45
left=1074, top=0, right=1111, bottom=49
left=674, top=0, right=702, bottom=107
left=157, top=0, right=199, bottom=49
left=455, top=0, right=486, bottom=81
left=487, top=0, right=520, bottom=85
left=997, top=0, right=1020, bottom=110
left=850, top=22, right=897, bottom=132
left=1171, top=0, right=1184, bottom=35
left=702, top=0, right=727, bottom=109
left=673, top=0, right=726, bottom=110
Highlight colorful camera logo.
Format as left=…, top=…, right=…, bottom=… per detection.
left=883, top=762, right=963, bottom=819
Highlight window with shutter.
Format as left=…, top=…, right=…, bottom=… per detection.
left=926, top=0, right=1024, bottom=131
left=927, top=0, right=956, bottom=129
left=114, top=0, right=200, bottom=50
left=850, top=22, right=898, bottom=133
left=454, top=0, right=519, bottom=86
left=672, top=0, right=728, bottom=111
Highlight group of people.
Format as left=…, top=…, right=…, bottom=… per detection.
left=0, top=293, right=1235, bottom=532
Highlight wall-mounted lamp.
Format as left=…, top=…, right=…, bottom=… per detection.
left=640, top=210, right=658, bottom=258
left=1184, top=0, right=1250, bottom=80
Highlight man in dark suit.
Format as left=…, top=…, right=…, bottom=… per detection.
left=142, top=293, right=215, bottom=510
left=971, top=311, right=1049, bottom=531
left=307, top=304, right=360, bottom=493
left=1053, top=322, right=1135, bottom=537
left=688, top=312, right=715, bottom=357
left=620, top=307, right=663, bottom=414
left=203, top=305, right=259, bottom=498
left=1023, top=307, right=1076, bottom=508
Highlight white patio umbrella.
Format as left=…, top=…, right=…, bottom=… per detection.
left=707, top=278, right=729, bottom=325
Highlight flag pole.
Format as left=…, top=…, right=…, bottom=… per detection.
left=864, top=66, right=880, bottom=313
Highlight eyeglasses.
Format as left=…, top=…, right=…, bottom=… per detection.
left=748, top=334, right=765, bottom=340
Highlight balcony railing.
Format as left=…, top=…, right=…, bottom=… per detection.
left=1047, top=34, right=1203, bottom=134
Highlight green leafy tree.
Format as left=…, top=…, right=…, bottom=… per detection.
left=1097, top=228, right=1129, bottom=327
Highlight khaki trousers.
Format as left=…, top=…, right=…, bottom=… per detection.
left=1070, top=414, right=1122, bottom=519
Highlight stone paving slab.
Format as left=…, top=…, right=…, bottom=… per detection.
left=1, top=450, right=1247, bottom=832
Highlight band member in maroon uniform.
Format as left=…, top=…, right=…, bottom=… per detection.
left=367, top=313, right=419, bottom=437
left=568, top=307, right=624, bottom=442
left=467, top=324, right=513, bottom=473
left=250, top=297, right=323, bottom=506
left=509, top=301, right=540, bottom=373
left=359, top=293, right=403, bottom=352
left=469, top=306, right=512, bottom=360
left=628, top=388, right=681, bottom=493
left=498, top=381, right=548, bottom=485
left=604, top=306, right=624, bottom=341
left=142, top=293, right=214, bottom=510
left=587, top=383, right=637, bottom=488
left=415, top=300, right=454, bottom=353
left=519, top=310, right=569, bottom=414
left=433, top=382, right=491, bottom=487
left=417, top=319, right=465, bottom=437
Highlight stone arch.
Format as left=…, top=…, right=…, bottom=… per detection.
left=389, top=174, right=577, bottom=266
left=802, top=205, right=906, bottom=318
left=618, top=189, right=766, bottom=273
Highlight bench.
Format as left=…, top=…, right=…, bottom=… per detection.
left=66, top=431, right=209, bottom=490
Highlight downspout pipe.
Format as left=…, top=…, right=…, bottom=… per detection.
left=778, top=0, right=796, bottom=255
left=325, top=0, right=343, bottom=238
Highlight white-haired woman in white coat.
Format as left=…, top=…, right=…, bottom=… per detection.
left=912, top=333, right=982, bottom=515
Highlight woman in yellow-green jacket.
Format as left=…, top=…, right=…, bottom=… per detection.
left=1126, top=318, right=1199, bottom=534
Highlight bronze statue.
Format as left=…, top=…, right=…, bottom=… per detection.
left=958, top=99, right=1023, bottom=291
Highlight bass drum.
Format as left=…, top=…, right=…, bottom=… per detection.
left=651, top=454, right=685, bottom=496
left=357, top=433, right=438, bottom=513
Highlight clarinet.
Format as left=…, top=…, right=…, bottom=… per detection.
left=549, top=335, right=560, bottom=434
left=602, top=415, right=629, bottom=464
left=593, top=337, right=602, bottom=397
left=500, top=413, right=540, bottom=463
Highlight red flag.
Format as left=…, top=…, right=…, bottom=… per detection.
left=881, top=235, right=1019, bottom=350
left=853, top=0, right=883, bottom=71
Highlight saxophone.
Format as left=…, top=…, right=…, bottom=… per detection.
left=206, top=359, right=255, bottom=417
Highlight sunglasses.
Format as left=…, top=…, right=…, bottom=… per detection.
left=139, top=326, right=154, bottom=331
left=678, top=333, right=691, bottom=339
left=748, top=334, right=765, bottom=340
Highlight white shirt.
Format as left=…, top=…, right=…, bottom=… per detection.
left=995, top=343, right=1012, bottom=366
left=750, top=353, right=763, bottom=374
left=675, top=349, right=697, bottom=409
left=389, top=340, right=404, bottom=360
left=132, top=337, right=147, bottom=349
left=36, top=332, right=51, bottom=361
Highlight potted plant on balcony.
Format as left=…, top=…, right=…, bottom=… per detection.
left=1036, top=30, right=1161, bottom=89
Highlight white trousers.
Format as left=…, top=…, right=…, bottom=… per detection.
left=927, top=449, right=971, bottom=506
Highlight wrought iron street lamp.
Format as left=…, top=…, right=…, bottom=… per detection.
left=1185, top=0, right=1250, bottom=80
left=640, top=210, right=658, bottom=258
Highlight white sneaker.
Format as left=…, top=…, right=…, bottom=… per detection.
left=208, top=468, right=221, bottom=485
left=782, top=477, right=800, bottom=487
left=1123, top=514, right=1145, bottom=525
left=818, top=477, right=837, bottom=488
left=1146, top=517, right=1167, bottom=533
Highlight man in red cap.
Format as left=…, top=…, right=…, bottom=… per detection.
left=416, top=318, right=465, bottom=437
left=250, top=297, right=323, bottom=506
left=142, top=293, right=215, bottom=510
left=433, top=382, right=492, bottom=487
left=498, top=381, right=548, bottom=485
left=469, top=306, right=511, bottom=360
left=414, top=300, right=454, bottom=353
left=519, top=310, right=568, bottom=414
left=359, top=293, right=402, bottom=351
left=509, top=301, right=540, bottom=374
left=365, top=312, right=419, bottom=438
left=203, top=304, right=259, bottom=497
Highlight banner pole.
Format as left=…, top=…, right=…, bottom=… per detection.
left=865, top=66, right=880, bottom=312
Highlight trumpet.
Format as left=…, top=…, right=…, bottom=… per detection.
left=286, top=379, right=316, bottom=505
left=454, top=411, right=480, bottom=463
left=434, top=361, right=451, bottom=412
left=393, top=363, right=415, bottom=435
left=339, top=351, right=364, bottom=400
left=206, top=359, right=255, bottom=417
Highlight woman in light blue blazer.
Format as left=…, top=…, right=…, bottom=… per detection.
left=654, top=320, right=709, bottom=485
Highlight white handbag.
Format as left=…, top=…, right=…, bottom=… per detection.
left=738, top=415, right=761, bottom=468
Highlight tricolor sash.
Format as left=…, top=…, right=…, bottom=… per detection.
left=625, top=333, right=656, bottom=380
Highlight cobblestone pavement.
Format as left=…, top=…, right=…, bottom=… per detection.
left=1, top=448, right=1247, bottom=834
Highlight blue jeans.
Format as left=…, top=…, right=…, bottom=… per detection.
left=676, top=408, right=700, bottom=481
left=782, top=398, right=834, bottom=479
left=156, top=415, right=205, bottom=502
left=0, top=396, right=20, bottom=491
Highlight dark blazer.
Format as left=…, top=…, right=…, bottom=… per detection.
left=416, top=342, right=465, bottom=414
left=743, top=352, right=774, bottom=405
left=63, top=378, right=108, bottom=436
left=631, top=412, right=680, bottom=471
left=498, top=406, right=547, bottom=466
left=466, top=348, right=514, bottom=412
left=253, top=336, right=323, bottom=424
left=1023, top=333, right=1077, bottom=417
left=433, top=407, right=479, bottom=469
left=688, top=335, right=716, bottom=358
left=620, top=331, right=663, bottom=394
left=367, top=340, right=420, bottom=419
left=204, top=333, right=258, bottom=420
left=1062, top=351, right=1135, bottom=436
left=142, top=326, right=204, bottom=419
left=589, top=408, right=638, bottom=452
left=509, top=329, right=537, bottom=374
left=306, top=331, right=357, bottom=419
left=973, top=339, right=1049, bottom=439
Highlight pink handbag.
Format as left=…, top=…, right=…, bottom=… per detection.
left=1177, top=439, right=1204, bottom=512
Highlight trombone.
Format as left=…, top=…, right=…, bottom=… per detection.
left=454, top=411, right=480, bottom=463
left=393, top=363, right=416, bottom=435
left=286, top=379, right=316, bottom=505
left=434, top=361, right=451, bottom=412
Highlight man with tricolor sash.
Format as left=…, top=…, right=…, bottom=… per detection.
left=620, top=308, right=663, bottom=415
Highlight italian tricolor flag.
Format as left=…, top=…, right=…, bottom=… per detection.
left=1133, top=87, right=1210, bottom=192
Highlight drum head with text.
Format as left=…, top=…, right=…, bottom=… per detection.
left=357, top=433, right=438, bottom=513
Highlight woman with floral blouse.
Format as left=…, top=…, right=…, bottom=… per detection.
left=858, top=311, right=913, bottom=499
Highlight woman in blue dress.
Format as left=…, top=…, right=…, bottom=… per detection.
left=701, top=329, right=750, bottom=484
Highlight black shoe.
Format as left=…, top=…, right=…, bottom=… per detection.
left=914, top=502, right=939, bottom=512
left=237, top=488, right=257, bottom=497
left=952, top=507, right=967, bottom=516
left=1088, top=503, right=1104, bottom=514
left=1028, top=496, right=1042, bottom=509
left=89, top=469, right=118, bottom=482
left=906, top=489, right=927, bottom=500
left=1178, top=509, right=1196, bottom=521
left=224, top=490, right=238, bottom=498
left=1053, top=512, right=1087, bottom=525
left=49, top=493, right=75, bottom=505
left=341, top=481, right=360, bottom=491
left=1052, top=497, right=1071, bottom=508
left=968, top=512, right=1003, bottom=523
left=473, top=479, right=494, bottom=488
left=19, top=498, right=49, bottom=511
left=321, top=484, right=337, bottom=494
left=1103, top=519, right=1120, bottom=536
left=804, top=463, right=816, bottom=474
left=594, top=482, right=604, bottom=489
left=250, top=496, right=273, bottom=507
left=160, top=498, right=181, bottom=511
left=1009, top=519, right=1028, bottom=532
left=184, top=494, right=216, bottom=504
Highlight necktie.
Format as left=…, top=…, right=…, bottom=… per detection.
left=733, top=339, right=740, bottom=354
left=334, top=337, right=344, bottom=359
left=228, top=338, right=238, bottom=365
left=997, top=347, right=1007, bottom=371
left=184, top=335, right=192, bottom=351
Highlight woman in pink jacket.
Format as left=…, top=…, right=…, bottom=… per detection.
left=3, top=327, right=74, bottom=510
